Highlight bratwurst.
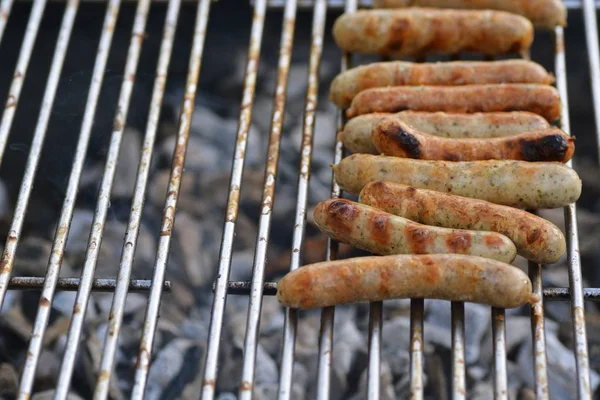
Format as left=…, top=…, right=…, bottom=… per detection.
left=359, top=182, right=566, bottom=264
left=333, top=154, right=582, bottom=209
left=371, top=0, right=566, bottom=29
left=342, top=111, right=551, bottom=154
left=372, top=117, right=574, bottom=162
left=276, top=254, right=533, bottom=309
left=333, top=9, right=533, bottom=57
left=346, top=84, right=561, bottom=122
left=314, top=199, right=517, bottom=263
left=330, top=60, right=554, bottom=109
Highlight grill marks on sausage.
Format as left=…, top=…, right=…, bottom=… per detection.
left=405, top=224, right=434, bottom=253
left=368, top=214, right=392, bottom=247
left=446, top=232, right=472, bottom=253
left=324, top=200, right=359, bottom=236
left=519, top=134, right=573, bottom=162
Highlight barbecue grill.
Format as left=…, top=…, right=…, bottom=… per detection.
left=0, top=0, right=598, bottom=399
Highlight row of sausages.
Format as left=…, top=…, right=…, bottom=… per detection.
left=277, top=4, right=576, bottom=311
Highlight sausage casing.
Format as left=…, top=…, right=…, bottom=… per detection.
left=346, top=84, right=561, bottom=122
left=372, top=117, right=575, bottom=162
left=314, top=198, right=517, bottom=263
left=359, top=182, right=566, bottom=264
left=332, top=154, right=582, bottom=209
left=330, top=60, right=554, bottom=109
left=371, top=0, right=566, bottom=30
left=332, top=9, right=533, bottom=57
left=276, top=254, right=533, bottom=309
left=342, top=111, right=551, bottom=154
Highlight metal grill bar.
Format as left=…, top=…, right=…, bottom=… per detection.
left=8, top=277, right=170, bottom=292
left=0, top=0, right=46, bottom=167
left=409, top=299, right=424, bottom=399
left=367, top=301, right=383, bottom=399
left=93, top=0, right=181, bottom=397
left=529, top=263, right=549, bottom=399
left=492, top=308, right=508, bottom=399
left=52, top=0, right=122, bottom=395
left=239, top=0, right=297, bottom=397
left=314, top=1, right=356, bottom=398
left=0, top=0, right=14, bottom=44
left=201, top=1, right=267, bottom=398
left=582, top=0, right=600, bottom=160
left=451, top=302, right=466, bottom=400
left=554, top=23, right=593, bottom=399
left=130, top=0, right=211, bottom=397
left=5, top=2, right=80, bottom=396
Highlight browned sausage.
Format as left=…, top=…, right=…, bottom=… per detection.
left=314, top=198, right=517, bottom=263
left=371, top=0, right=566, bottom=29
left=332, top=154, right=582, bottom=209
left=276, top=254, right=533, bottom=309
left=330, top=60, right=554, bottom=108
left=359, top=181, right=566, bottom=264
left=372, top=117, right=575, bottom=162
left=332, top=9, right=533, bottom=57
left=342, top=111, right=551, bottom=154
left=346, top=84, right=561, bottom=122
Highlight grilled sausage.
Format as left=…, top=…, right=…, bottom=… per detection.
left=359, top=182, right=566, bottom=263
left=332, top=9, right=533, bottom=57
left=342, top=111, right=551, bottom=154
left=330, top=60, right=554, bottom=108
left=332, top=154, right=582, bottom=209
left=372, top=117, right=575, bottom=162
left=371, top=0, right=566, bottom=30
left=276, top=254, right=533, bottom=309
left=346, top=84, right=562, bottom=122
left=314, top=198, right=517, bottom=263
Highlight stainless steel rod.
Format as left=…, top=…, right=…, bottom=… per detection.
left=554, top=25, right=593, bottom=400
left=8, top=277, right=170, bottom=292
left=491, top=308, right=508, bottom=400
left=238, top=0, right=297, bottom=397
left=367, top=301, right=383, bottom=400
left=200, top=0, right=266, bottom=397
left=12, top=0, right=80, bottom=396
left=94, top=0, right=181, bottom=398
left=451, top=302, right=466, bottom=400
left=130, top=0, right=212, bottom=398
left=0, top=0, right=15, bottom=44
left=582, top=0, right=600, bottom=164
left=528, top=262, right=549, bottom=400
left=409, top=299, right=424, bottom=400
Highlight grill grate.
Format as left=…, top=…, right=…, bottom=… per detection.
left=0, top=0, right=598, bottom=399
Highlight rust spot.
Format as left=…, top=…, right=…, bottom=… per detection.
left=113, top=117, right=123, bottom=131
left=368, top=214, right=391, bottom=247
left=136, top=346, right=150, bottom=370
left=98, top=370, right=110, bottom=382
left=5, top=95, right=16, bottom=108
left=73, top=303, right=81, bottom=314
left=484, top=234, right=505, bottom=249
left=324, top=200, right=359, bottom=237
left=202, top=379, right=216, bottom=388
left=240, top=381, right=253, bottom=392
left=40, top=296, right=50, bottom=307
left=495, top=313, right=505, bottom=322
left=160, top=206, right=175, bottom=236
left=446, top=232, right=472, bottom=254
left=405, top=224, right=434, bottom=254
left=14, top=71, right=22, bottom=79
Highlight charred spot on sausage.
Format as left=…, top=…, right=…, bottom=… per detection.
left=381, top=121, right=422, bottom=158
left=520, top=134, right=568, bottom=162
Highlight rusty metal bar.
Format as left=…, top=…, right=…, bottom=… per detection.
left=0, top=0, right=46, bottom=167
left=0, top=0, right=14, bottom=44
left=554, top=25, right=592, bottom=400
left=91, top=0, right=181, bottom=398
left=9, top=1, right=79, bottom=397
left=451, top=302, right=466, bottom=400
left=315, top=1, right=356, bottom=399
left=8, top=277, right=170, bottom=292
left=367, top=301, right=383, bottom=399
left=129, top=0, right=211, bottom=398
left=200, top=0, right=267, bottom=397
left=492, top=308, right=507, bottom=400
left=529, top=262, right=549, bottom=399
left=27, top=0, right=148, bottom=395
left=238, top=0, right=297, bottom=397
left=409, top=299, right=424, bottom=400
left=582, top=0, right=600, bottom=163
